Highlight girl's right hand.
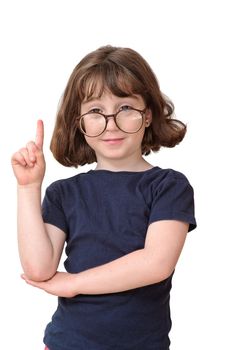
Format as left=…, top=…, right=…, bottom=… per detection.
left=11, top=120, right=46, bottom=187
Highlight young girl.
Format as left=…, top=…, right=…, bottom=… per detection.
left=12, top=45, right=196, bottom=350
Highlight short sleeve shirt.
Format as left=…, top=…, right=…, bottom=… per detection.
left=42, top=167, right=196, bottom=350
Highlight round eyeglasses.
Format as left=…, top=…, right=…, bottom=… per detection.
left=77, top=107, right=147, bottom=137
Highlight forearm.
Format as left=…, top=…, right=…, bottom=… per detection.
left=17, top=185, right=54, bottom=280
left=23, top=221, right=187, bottom=297
left=73, top=249, right=171, bottom=295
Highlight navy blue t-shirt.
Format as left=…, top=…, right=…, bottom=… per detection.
left=42, top=167, right=196, bottom=350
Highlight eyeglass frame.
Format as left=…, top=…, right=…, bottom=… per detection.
left=77, top=107, right=147, bottom=137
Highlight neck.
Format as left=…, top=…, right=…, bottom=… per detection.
left=95, top=156, right=153, bottom=172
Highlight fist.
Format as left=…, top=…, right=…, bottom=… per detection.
left=11, top=120, right=46, bottom=187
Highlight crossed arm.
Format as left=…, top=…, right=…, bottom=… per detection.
left=22, top=219, right=188, bottom=298
left=12, top=120, right=189, bottom=298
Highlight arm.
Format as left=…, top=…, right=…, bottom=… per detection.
left=17, top=189, right=66, bottom=281
left=75, top=220, right=188, bottom=293
left=23, top=220, right=188, bottom=297
left=12, top=120, right=66, bottom=281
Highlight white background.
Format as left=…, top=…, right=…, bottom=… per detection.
left=1, top=0, right=232, bottom=349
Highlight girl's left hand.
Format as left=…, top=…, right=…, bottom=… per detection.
left=21, top=272, right=78, bottom=298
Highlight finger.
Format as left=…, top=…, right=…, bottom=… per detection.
left=11, top=151, right=27, bottom=167
left=35, top=120, right=44, bottom=150
left=26, top=141, right=37, bottom=162
left=19, top=147, right=34, bottom=167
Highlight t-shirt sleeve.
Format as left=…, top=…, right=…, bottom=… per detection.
left=42, top=182, right=69, bottom=234
left=148, top=171, right=196, bottom=232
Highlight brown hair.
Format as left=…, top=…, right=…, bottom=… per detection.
left=50, top=45, right=186, bottom=167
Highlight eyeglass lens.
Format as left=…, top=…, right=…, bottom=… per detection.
left=80, top=110, right=143, bottom=137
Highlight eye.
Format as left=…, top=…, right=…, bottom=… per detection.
left=89, top=108, right=102, bottom=114
left=119, top=105, right=133, bottom=111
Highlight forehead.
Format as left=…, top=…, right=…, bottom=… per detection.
left=82, top=90, right=143, bottom=106
left=79, top=63, right=145, bottom=104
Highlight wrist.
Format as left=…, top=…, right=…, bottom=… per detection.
left=71, top=273, right=81, bottom=297
left=17, top=182, right=42, bottom=191
left=17, top=183, right=42, bottom=203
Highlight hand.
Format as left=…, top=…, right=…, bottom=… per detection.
left=11, top=120, right=46, bottom=187
left=21, top=272, right=78, bottom=298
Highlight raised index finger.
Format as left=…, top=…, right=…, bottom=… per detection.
left=35, top=119, right=44, bottom=150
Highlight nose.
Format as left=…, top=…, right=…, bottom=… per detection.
left=105, top=115, right=119, bottom=131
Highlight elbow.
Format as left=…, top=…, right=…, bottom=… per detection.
left=148, top=260, right=175, bottom=284
left=22, top=263, right=55, bottom=282
left=156, top=268, right=174, bottom=282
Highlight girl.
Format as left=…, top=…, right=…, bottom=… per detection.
left=12, top=45, right=196, bottom=350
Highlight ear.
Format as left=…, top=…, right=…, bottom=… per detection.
left=145, top=109, right=152, bottom=127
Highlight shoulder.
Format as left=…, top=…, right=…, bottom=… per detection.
left=45, top=172, right=89, bottom=194
left=159, top=168, right=192, bottom=187
left=135, top=167, right=194, bottom=208
left=143, top=167, right=192, bottom=189
left=141, top=167, right=195, bottom=210
left=157, top=167, right=189, bottom=180
left=146, top=168, right=196, bottom=231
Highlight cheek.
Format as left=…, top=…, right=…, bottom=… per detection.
left=137, top=126, right=147, bottom=143
left=84, top=136, right=96, bottom=150
left=84, top=136, right=104, bottom=154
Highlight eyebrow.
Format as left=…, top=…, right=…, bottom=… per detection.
left=82, top=94, right=140, bottom=105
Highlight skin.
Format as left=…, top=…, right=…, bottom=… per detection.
left=81, top=92, right=153, bottom=172
left=12, top=92, right=188, bottom=298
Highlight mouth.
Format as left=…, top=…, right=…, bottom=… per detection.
left=102, top=138, right=125, bottom=145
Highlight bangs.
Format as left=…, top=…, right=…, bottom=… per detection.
left=78, top=62, right=145, bottom=102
